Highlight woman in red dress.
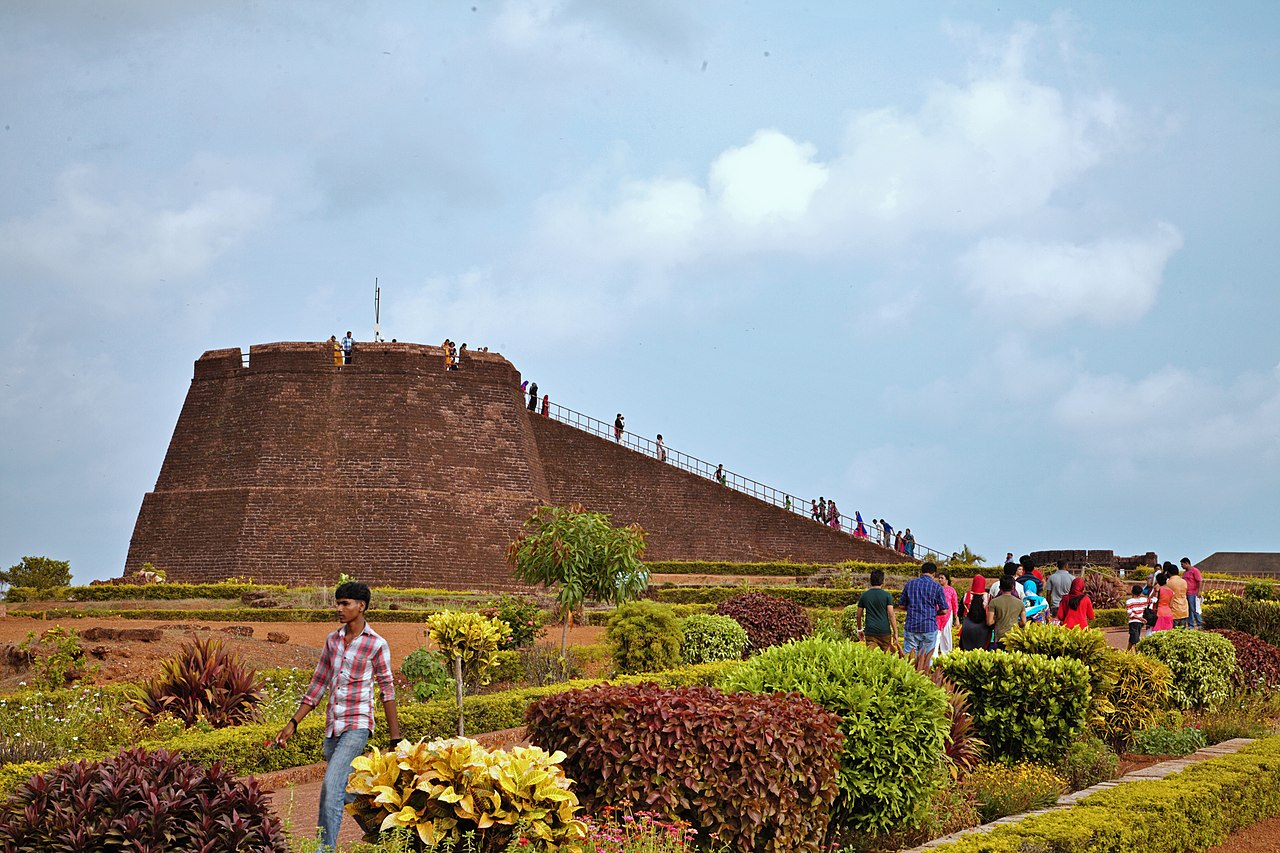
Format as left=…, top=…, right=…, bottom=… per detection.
left=1057, top=577, right=1095, bottom=629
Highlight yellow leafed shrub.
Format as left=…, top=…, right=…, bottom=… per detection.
left=345, top=736, right=586, bottom=850
left=425, top=611, right=511, bottom=686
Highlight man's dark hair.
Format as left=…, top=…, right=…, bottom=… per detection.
left=870, top=569, right=885, bottom=586
left=921, top=562, right=937, bottom=575
left=1131, top=584, right=1143, bottom=596
left=1019, top=555, right=1035, bottom=572
left=1000, top=576, right=1015, bottom=592
left=335, top=581, right=371, bottom=607
left=1166, top=563, right=1180, bottom=576
left=1003, top=561, right=1019, bottom=576
left=1180, top=557, right=1191, bottom=566
left=1056, top=559, right=1068, bottom=571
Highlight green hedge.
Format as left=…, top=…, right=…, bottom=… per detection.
left=653, top=586, right=875, bottom=608
left=5, top=608, right=441, bottom=623
left=0, top=662, right=734, bottom=797
left=4, top=583, right=285, bottom=603
left=925, top=735, right=1280, bottom=853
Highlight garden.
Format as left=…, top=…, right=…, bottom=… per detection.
left=2, top=533, right=1280, bottom=852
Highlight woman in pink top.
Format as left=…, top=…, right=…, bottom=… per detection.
left=1057, top=577, right=1095, bottom=629
left=933, top=573, right=960, bottom=659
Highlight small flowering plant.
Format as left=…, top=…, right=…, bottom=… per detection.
left=574, top=808, right=698, bottom=853
left=480, top=594, right=545, bottom=650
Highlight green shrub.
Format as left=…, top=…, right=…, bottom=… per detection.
left=1056, top=734, right=1119, bottom=792
left=720, top=636, right=949, bottom=833
left=478, top=593, right=544, bottom=649
left=0, top=748, right=285, bottom=850
left=5, top=606, right=440, bottom=622
left=133, top=637, right=262, bottom=728
left=961, top=762, right=1066, bottom=822
left=1098, top=652, right=1173, bottom=748
left=425, top=610, right=509, bottom=686
left=1131, top=724, right=1207, bottom=756
left=999, top=623, right=1117, bottom=724
left=924, top=734, right=1280, bottom=853
left=4, top=581, right=280, bottom=603
left=657, top=585, right=864, bottom=608
left=680, top=613, right=749, bottom=664
left=714, top=591, right=812, bottom=650
left=1244, top=581, right=1276, bottom=601
left=938, top=650, right=1091, bottom=764
left=837, top=604, right=861, bottom=639
left=1205, top=596, right=1280, bottom=646
left=605, top=600, right=684, bottom=674
left=525, top=683, right=843, bottom=853
left=1136, top=630, right=1235, bottom=711
left=17, top=626, right=93, bottom=690
left=1194, top=690, right=1276, bottom=744
left=519, top=643, right=588, bottom=686
left=401, top=646, right=455, bottom=702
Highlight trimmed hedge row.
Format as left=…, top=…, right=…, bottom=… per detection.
left=3, top=583, right=282, bottom=603
left=654, top=586, right=872, bottom=608
left=5, top=607, right=442, bottom=623
left=926, top=735, right=1280, bottom=853
left=0, top=662, right=734, bottom=797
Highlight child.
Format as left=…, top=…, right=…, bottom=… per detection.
left=1124, top=583, right=1148, bottom=650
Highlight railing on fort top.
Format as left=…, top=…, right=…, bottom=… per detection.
left=541, top=400, right=946, bottom=562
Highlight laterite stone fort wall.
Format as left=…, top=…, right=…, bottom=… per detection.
left=126, top=342, right=903, bottom=589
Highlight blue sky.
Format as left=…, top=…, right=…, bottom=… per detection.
left=1, top=2, right=1277, bottom=583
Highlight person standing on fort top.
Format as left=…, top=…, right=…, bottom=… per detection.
left=330, top=336, right=342, bottom=366
left=655, top=434, right=667, bottom=462
left=811, top=500, right=821, bottom=522
left=904, top=529, right=916, bottom=558
left=274, top=581, right=400, bottom=853
left=817, top=497, right=827, bottom=521
left=880, top=519, right=893, bottom=547
left=457, top=343, right=467, bottom=367
left=715, top=464, right=727, bottom=486
left=827, top=500, right=841, bottom=530
left=614, top=413, right=625, bottom=441
left=894, top=530, right=904, bottom=553
left=527, top=382, right=538, bottom=410
left=342, top=331, right=354, bottom=365
left=540, top=394, right=549, bottom=416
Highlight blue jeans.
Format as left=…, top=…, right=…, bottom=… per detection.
left=1187, top=594, right=1202, bottom=628
left=320, top=728, right=371, bottom=851
left=903, top=630, right=936, bottom=657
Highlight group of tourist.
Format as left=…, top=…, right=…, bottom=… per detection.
left=520, top=381, right=550, bottom=415
left=1123, top=558, right=1203, bottom=649
left=329, top=332, right=354, bottom=365
left=442, top=339, right=467, bottom=370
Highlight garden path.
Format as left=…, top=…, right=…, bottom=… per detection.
left=906, top=738, right=1258, bottom=851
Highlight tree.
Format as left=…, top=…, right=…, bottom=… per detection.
left=947, top=544, right=986, bottom=567
left=506, top=504, right=648, bottom=653
left=1, top=556, right=71, bottom=591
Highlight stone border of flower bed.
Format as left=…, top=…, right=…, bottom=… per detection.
left=909, top=737, right=1261, bottom=852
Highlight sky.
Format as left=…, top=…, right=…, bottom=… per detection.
left=1, top=1, right=1278, bottom=584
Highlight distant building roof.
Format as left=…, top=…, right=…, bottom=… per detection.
left=1197, top=552, right=1280, bottom=576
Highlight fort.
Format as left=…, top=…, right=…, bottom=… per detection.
left=125, top=341, right=904, bottom=589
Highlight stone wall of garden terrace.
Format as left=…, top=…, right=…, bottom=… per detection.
left=125, top=341, right=906, bottom=590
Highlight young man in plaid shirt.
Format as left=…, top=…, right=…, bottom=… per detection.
left=274, top=581, right=401, bottom=851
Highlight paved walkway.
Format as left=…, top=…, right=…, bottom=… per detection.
left=906, top=738, right=1258, bottom=851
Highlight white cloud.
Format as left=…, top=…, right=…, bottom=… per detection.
left=958, top=223, right=1183, bottom=326
left=0, top=165, right=271, bottom=292
left=527, top=22, right=1131, bottom=276
left=709, top=130, right=828, bottom=226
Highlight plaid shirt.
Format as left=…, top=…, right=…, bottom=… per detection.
left=301, top=624, right=395, bottom=738
left=899, top=575, right=949, bottom=634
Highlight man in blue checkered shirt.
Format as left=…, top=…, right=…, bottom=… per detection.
left=898, top=561, right=950, bottom=665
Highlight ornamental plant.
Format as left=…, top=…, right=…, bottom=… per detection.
left=507, top=503, right=649, bottom=653
left=16, top=627, right=93, bottom=690
left=526, top=683, right=843, bottom=853
left=938, top=650, right=1091, bottom=764
left=1204, top=596, right=1280, bottom=645
left=961, top=762, right=1066, bottom=823
left=133, top=637, right=262, bottom=729
left=720, top=636, right=950, bottom=833
left=1096, top=651, right=1172, bottom=749
left=479, top=593, right=544, bottom=650
left=1136, top=630, right=1235, bottom=711
left=605, top=600, right=684, bottom=674
left=1210, top=628, right=1280, bottom=690
left=1055, top=734, right=1119, bottom=792
left=999, top=623, right=1119, bottom=725
left=714, top=591, right=811, bottom=651
left=424, top=611, right=510, bottom=687
left=401, top=646, right=456, bottom=703
left=1130, top=723, right=1207, bottom=756
left=680, top=613, right=749, bottom=664
left=0, top=747, right=285, bottom=851
left=345, top=737, right=585, bottom=851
